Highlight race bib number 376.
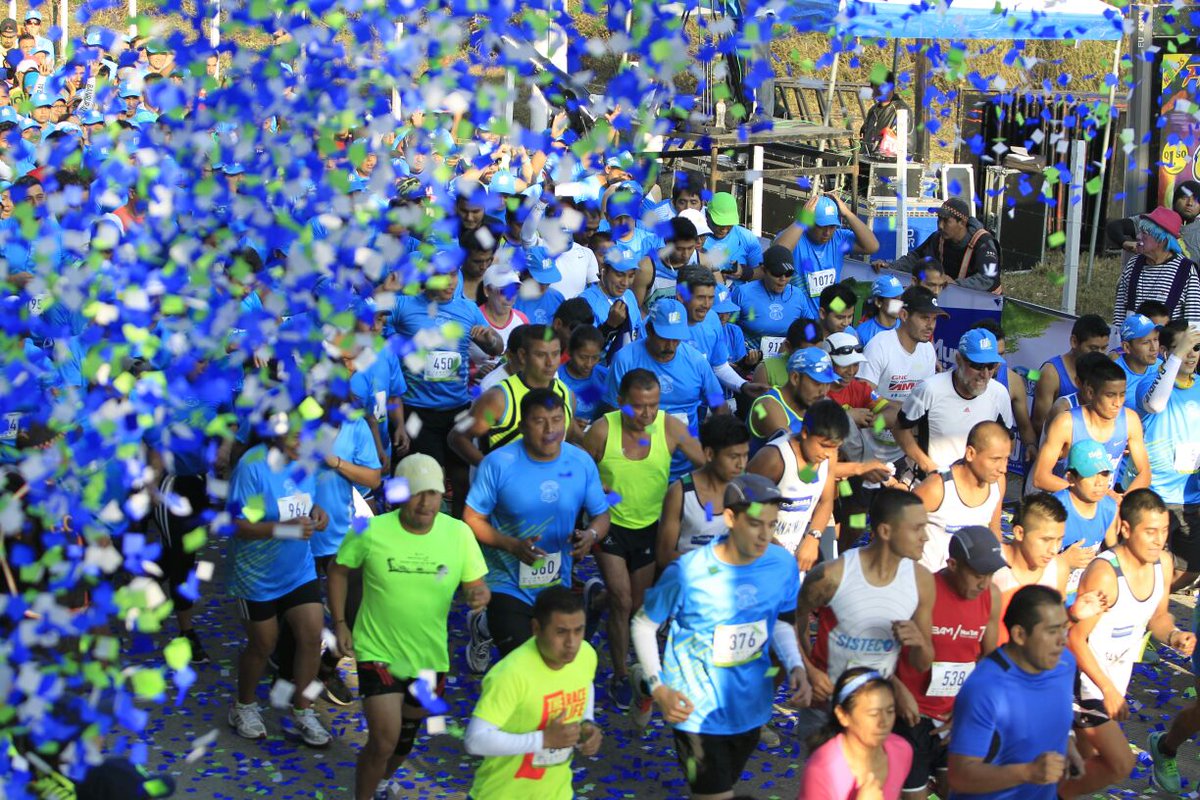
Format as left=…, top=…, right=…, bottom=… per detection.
left=712, top=619, right=767, bottom=667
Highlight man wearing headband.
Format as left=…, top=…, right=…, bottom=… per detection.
left=1113, top=205, right=1200, bottom=327
left=947, top=585, right=1084, bottom=799
left=873, top=198, right=1001, bottom=294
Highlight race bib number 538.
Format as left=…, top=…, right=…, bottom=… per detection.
left=927, top=661, right=974, bottom=697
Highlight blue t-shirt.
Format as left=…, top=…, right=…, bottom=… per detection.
left=733, top=280, right=809, bottom=346
left=610, top=226, right=661, bottom=271
left=145, top=365, right=238, bottom=477
left=603, top=339, right=723, bottom=478
left=643, top=541, right=800, bottom=735
left=703, top=225, right=764, bottom=275
left=557, top=362, right=609, bottom=424
left=349, top=345, right=408, bottom=453
left=312, top=418, right=382, bottom=558
left=1116, top=354, right=1161, bottom=412
left=856, top=315, right=899, bottom=347
left=514, top=286, right=564, bottom=326
left=579, top=284, right=645, bottom=360
left=948, top=647, right=1076, bottom=800
left=787, top=227, right=857, bottom=318
left=388, top=292, right=489, bottom=410
left=723, top=323, right=747, bottom=362
left=465, top=441, right=609, bottom=605
left=226, top=444, right=319, bottom=602
left=1138, top=376, right=1200, bottom=504
left=1053, top=488, right=1117, bottom=551
left=686, top=312, right=730, bottom=369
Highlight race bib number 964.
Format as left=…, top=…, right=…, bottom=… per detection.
left=277, top=492, right=313, bottom=521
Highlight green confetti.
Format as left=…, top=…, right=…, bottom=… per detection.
left=765, top=666, right=780, bottom=677
left=130, top=668, right=166, bottom=699
left=164, top=637, right=192, bottom=670
left=686, top=757, right=698, bottom=784
left=1085, top=176, right=1102, bottom=196
left=838, top=480, right=853, bottom=498
left=798, top=464, right=817, bottom=482
left=850, top=513, right=868, bottom=529
left=1027, top=369, right=1042, bottom=382
left=182, top=528, right=207, bottom=554
left=242, top=496, right=265, bottom=523
left=298, top=396, right=324, bottom=421
left=829, top=297, right=847, bottom=314
left=747, top=501, right=763, bottom=518
left=873, top=415, right=887, bottom=432
left=1047, top=231, right=1066, bottom=248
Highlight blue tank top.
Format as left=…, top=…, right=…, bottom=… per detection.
left=748, top=386, right=805, bottom=456
left=1059, top=405, right=1128, bottom=488
left=996, top=356, right=1009, bottom=390
left=1047, top=354, right=1080, bottom=406
left=1053, top=487, right=1118, bottom=551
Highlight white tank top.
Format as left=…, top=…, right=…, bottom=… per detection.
left=1079, top=551, right=1164, bottom=701
left=822, top=548, right=919, bottom=681
left=921, top=468, right=1001, bottom=572
left=769, top=435, right=829, bottom=557
left=677, top=473, right=728, bottom=553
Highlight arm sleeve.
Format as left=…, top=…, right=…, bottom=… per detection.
left=631, top=608, right=665, bottom=680
left=1138, top=354, right=1181, bottom=415
left=520, top=200, right=548, bottom=248
left=699, top=359, right=724, bottom=406
left=464, top=716, right=544, bottom=757
left=714, top=362, right=747, bottom=392
left=771, top=618, right=803, bottom=672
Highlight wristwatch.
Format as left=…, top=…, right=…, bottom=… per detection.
left=646, top=673, right=663, bottom=693
left=804, top=529, right=822, bottom=540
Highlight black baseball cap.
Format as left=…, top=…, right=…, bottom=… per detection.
left=0, top=18, right=16, bottom=34
left=724, top=474, right=784, bottom=507
left=948, top=526, right=1007, bottom=574
left=901, top=285, right=949, bottom=317
left=762, top=244, right=794, bottom=277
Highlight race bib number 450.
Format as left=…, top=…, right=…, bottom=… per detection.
left=712, top=619, right=767, bottom=667
left=423, top=350, right=461, bottom=381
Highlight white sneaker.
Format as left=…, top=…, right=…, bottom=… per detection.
left=228, top=702, right=267, bottom=739
left=373, top=779, right=395, bottom=800
left=291, top=706, right=332, bottom=747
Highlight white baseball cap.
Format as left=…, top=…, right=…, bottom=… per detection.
left=822, top=331, right=866, bottom=366
left=482, top=264, right=521, bottom=289
left=678, top=208, right=712, bottom=237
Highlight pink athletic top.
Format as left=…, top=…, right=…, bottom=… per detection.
left=798, top=733, right=913, bottom=800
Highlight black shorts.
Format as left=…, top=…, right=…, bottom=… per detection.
left=403, top=403, right=468, bottom=470
left=1073, top=697, right=1110, bottom=729
left=893, top=716, right=949, bottom=792
left=153, top=473, right=211, bottom=611
left=1168, top=503, right=1200, bottom=574
left=358, top=662, right=447, bottom=701
left=488, top=592, right=534, bottom=658
left=236, top=579, right=322, bottom=623
left=599, top=521, right=657, bottom=572
left=673, top=728, right=761, bottom=795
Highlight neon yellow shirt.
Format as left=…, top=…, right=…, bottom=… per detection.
left=470, top=638, right=598, bottom=800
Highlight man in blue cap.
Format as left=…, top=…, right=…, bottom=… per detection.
left=579, top=236, right=645, bottom=362
left=773, top=192, right=879, bottom=318
left=28, top=91, right=52, bottom=126
left=604, top=297, right=724, bottom=480
left=894, top=328, right=1014, bottom=478
left=1116, top=312, right=1162, bottom=411
left=22, top=9, right=52, bottom=66
left=747, top=347, right=838, bottom=455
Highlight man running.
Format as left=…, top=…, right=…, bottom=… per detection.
left=798, top=488, right=935, bottom=703
left=657, top=414, right=750, bottom=568
left=327, top=454, right=490, bottom=800
left=630, top=474, right=811, bottom=799
left=463, top=389, right=611, bottom=672
left=1067, top=489, right=1193, bottom=797
left=912, top=421, right=1009, bottom=572
left=947, top=585, right=1084, bottom=800
left=894, top=526, right=1003, bottom=800
left=747, top=398, right=848, bottom=573
left=464, top=586, right=602, bottom=800
left=580, top=368, right=705, bottom=709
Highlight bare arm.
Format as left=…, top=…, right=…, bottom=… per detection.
left=892, top=423, right=937, bottom=475
left=905, top=566, right=936, bottom=671
left=981, top=583, right=1001, bottom=656
left=1008, top=370, right=1038, bottom=462
left=948, top=756, right=1040, bottom=795
left=746, top=442, right=785, bottom=485
left=580, top=415, right=609, bottom=463
left=656, top=480, right=685, bottom=570
left=748, top=395, right=791, bottom=442
left=913, top=472, right=946, bottom=513
left=1067, top=560, right=1125, bottom=710
left=1030, top=362, right=1060, bottom=438
left=447, top=389, right=504, bottom=468
left=665, top=414, right=706, bottom=467
left=1123, top=411, right=1151, bottom=492
left=1032, top=413, right=1072, bottom=492
left=989, top=474, right=1006, bottom=540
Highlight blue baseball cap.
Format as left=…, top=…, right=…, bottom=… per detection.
left=79, top=108, right=104, bottom=125
left=1067, top=439, right=1115, bottom=477
left=524, top=247, right=562, bottom=284
left=787, top=347, right=838, bottom=383
left=0, top=106, right=18, bottom=126
left=958, top=328, right=1003, bottom=364
left=871, top=274, right=905, bottom=298
left=1120, top=313, right=1159, bottom=342
left=18, top=116, right=39, bottom=132
left=118, top=82, right=141, bottom=99
left=31, top=92, right=52, bottom=109
left=813, top=196, right=840, bottom=227
left=23, top=9, right=41, bottom=21
left=713, top=285, right=739, bottom=314
left=489, top=171, right=518, bottom=196
left=647, top=299, right=691, bottom=340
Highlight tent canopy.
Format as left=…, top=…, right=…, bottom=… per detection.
left=773, top=0, right=1124, bottom=41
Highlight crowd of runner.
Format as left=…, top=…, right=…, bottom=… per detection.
left=6, top=13, right=1200, bottom=800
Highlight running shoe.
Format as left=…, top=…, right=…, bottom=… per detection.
left=228, top=702, right=267, bottom=740
left=183, top=630, right=210, bottom=665
left=608, top=673, right=633, bottom=712
left=582, top=577, right=605, bottom=642
left=321, top=668, right=354, bottom=706
left=629, top=663, right=653, bottom=729
left=1148, top=730, right=1182, bottom=794
left=466, top=608, right=493, bottom=674
left=373, top=779, right=395, bottom=800
left=291, top=707, right=333, bottom=748
left=759, top=723, right=781, bottom=748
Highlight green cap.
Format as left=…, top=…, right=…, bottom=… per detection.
left=707, top=191, right=738, bottom=227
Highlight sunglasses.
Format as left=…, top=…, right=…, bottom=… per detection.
left=829, top=344, right=863, bottom=356
left=26, top=20, right=40, bottom=25
left=769, top=268, right=796, bottom=278
left=965, top=359, right=999, bottom=372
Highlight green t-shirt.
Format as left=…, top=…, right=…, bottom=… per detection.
left=470, top=638, right=598, bottom=800
left=335, top=510, right=486, bottom=675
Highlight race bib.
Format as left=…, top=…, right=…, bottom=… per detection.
left=805, top=268, right=836, bottom=297
left=1175, top=442, right=1200, bottom=474
left=760, top=336, right=786, bottom=358
left=712, top=619, right=767, bottom=667
left=373, top=390, right=387, bottom=421
left=423, top=350, right=460, bottom=381
left=276, top=492, right=313, bottom=521
left=0, top=412, right=20, bottom=442
left=532, top=745, right=573, bottom=767
left=27, top=294, right=47, bottom=316
left=518, top=551, right=563, bottom=589
left=670, top=412, right=690, bottom=428
left=927, top=661, right=974, bottom=698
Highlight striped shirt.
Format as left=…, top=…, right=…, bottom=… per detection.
left=1114, top=253, right=1200, bottom=327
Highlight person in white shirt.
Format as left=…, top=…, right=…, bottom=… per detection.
left=550, top=237, right=599, bottom=300
left=894, top=328, right=1014, bottom=480
left=858, top=286, right=944, bottom=472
